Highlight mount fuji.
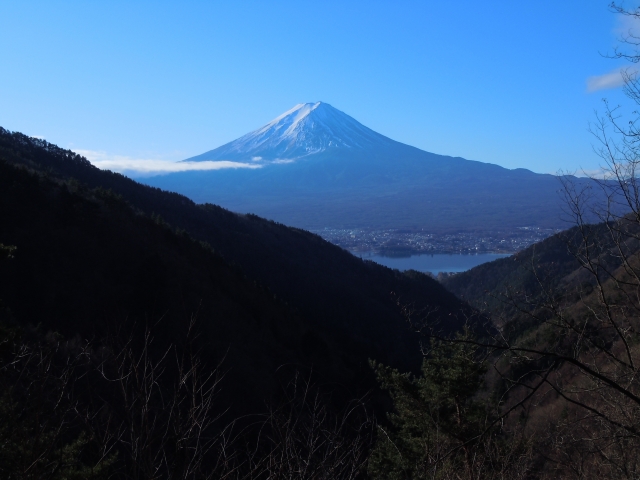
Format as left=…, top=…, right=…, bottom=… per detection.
left=143, top=102, right=590, bottom=231
left=185, top=102, right=400, bottom=163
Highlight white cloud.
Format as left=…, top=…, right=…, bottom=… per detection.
left=74, top=149, right=262, bottom=177
left=586, top=66, right=638, bottom=92
left=271, top=158, right=296, bottom=164
left=585, top=13, right=640, bottom=93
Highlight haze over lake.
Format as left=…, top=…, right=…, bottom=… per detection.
left=356, top=252, right=511, bottom=274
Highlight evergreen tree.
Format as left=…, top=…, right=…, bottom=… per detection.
left=369, top=330, right=494, bottom=480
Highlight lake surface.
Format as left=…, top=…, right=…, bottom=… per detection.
left=354, top=252, right=511, bottom=274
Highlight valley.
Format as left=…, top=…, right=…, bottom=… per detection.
left=2, top=117, right=640, bottom=478
left=5, top=3, right=640, bottom=478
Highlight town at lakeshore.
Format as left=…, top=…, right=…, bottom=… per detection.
left=313, top=226, right=557, bottom=256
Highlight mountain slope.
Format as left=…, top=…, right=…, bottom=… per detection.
left=437, top=209, right=640, bottom=477
left=0, top=126, right=474, bottom=387
left=440, top=222, right=614, bottom=318
left=0, top=160, right=317, bottom=414
left=143, top=102, right=593, bottom=231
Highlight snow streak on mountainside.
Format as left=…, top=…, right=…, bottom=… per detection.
left=185, top=102, right=400, bottom=163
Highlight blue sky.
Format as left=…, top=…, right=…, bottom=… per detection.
left=0, top=1, right=636, bottom=175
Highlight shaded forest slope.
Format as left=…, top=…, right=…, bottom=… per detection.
left=0, top=127, right=475, bottom=410
left=441, top=224, right=611, bottom=317
left=440, top=217, right=640, bottom=471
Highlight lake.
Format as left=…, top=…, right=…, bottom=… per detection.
left=354, top=252, right=511, bottom=274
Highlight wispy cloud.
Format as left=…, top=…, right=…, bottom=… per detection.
left=74, top=149, right=262, bottom=177
left=586, top=67, right=638, bottom=92
left=586, top=13, right=640, bottom=93
left=271, top=158, right=296, bottom=164
left=616, top=11, right=640, bottom=38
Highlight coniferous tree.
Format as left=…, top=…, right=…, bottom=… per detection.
left=369, top=330, right=501, bottom=480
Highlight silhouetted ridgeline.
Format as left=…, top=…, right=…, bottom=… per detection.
left=0, top=127, right=474, bottom=406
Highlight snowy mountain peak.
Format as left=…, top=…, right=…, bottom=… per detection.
left=185, top=102, right=398, bottom=163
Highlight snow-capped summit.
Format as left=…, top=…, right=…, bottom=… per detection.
left=185, top=102, right=399, bottom=163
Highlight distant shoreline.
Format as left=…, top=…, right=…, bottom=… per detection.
left=350, top=249, right=517, bottom=258
left=349, top=251, right=512, bottom=275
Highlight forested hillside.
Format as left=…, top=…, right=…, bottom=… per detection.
left=441, top=225, right=600, bottom=316
left=6, top=123, right=640, bottom=478
left=0, top=128, right=483, bottom=478
left=0, top=127, right=471, bottom=376
left=438, top=205, right=640, bottom=477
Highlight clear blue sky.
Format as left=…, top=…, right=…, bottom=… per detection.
left=0, top=1, right=635, bottom=174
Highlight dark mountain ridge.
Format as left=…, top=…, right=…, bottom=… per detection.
left=0, top=126, right=475, bottom=408
left=440, top=221, right=618, bottom=318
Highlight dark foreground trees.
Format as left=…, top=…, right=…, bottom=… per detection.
left=0, top=318, right=374, bottom=479
left=368, top=331, right=533, bottom=480
left=370, top=5, right=640, bottom=477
